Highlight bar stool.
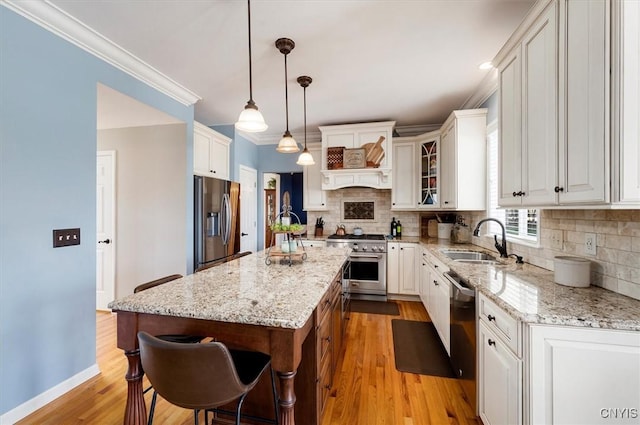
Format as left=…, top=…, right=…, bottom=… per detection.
left=138, top=331, right=279, bottom=425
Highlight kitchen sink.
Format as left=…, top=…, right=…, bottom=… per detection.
left=440, top=250, right=497, bottom=262
left=454, top=259, right=501, bottom=265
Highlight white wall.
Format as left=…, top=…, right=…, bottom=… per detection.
left=98, top=124, right=187, bottom=297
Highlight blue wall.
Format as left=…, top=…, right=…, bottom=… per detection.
left=279, top=172, right=306, bottom=224
left=0, top=7, right=194, bottom=416
left=481, top=91, right=498, bottom=122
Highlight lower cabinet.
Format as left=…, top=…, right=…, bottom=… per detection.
left=478, top=320, right=522, bottom=425
left=420, top=248, right=450, bottom=354
left=387, top=242, right=419, bottom=295
left=528, top=325, right=640, bottom=425
left=315, top=272, right=344, bottom=419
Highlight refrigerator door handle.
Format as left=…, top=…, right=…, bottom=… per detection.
left=222, top=193, right=231, bottom=245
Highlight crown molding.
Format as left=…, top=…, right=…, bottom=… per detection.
left=1, top=0, right=201, bottom=106
left=461, top=68, right=498, bottom=109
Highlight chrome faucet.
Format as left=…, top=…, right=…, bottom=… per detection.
left=473, top=218, right=508, bottom=258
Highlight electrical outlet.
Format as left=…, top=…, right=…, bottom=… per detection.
left=550, top=230, right=563, bottom=250
left=53, top=228, right=81, bottom=248
left=585, top=232, right=597, bottom=256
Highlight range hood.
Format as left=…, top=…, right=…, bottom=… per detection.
left=319, top=121, right=395, bottom=190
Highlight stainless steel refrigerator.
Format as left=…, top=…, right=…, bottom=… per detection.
left=194, top=175, right=241, bottom=270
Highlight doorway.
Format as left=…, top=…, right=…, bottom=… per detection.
left=96, top=151, right=115, bottom=310
left=239, top=165, right=258, bottom=253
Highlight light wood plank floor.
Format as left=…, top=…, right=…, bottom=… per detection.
left=16, top=301, right=478, bottom=425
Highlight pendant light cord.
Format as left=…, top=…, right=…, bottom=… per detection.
left=284, top=53, right=290, bottom=132
left=247, top=0, right=254, bottom=103
left=303, top=84, right=307, bottom=148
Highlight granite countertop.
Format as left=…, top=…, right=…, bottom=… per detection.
left=419, top=239, right=640, bottom=332
left=108, top=247, right=350, bottom=329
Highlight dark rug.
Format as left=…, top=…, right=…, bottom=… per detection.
left=391, top=319, right=455, bottom=377
left=350, top=300, right=400, bottom=315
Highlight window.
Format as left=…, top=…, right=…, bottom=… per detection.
left=486, top=121, right=539, bottom=243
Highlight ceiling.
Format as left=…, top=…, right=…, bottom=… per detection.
left=50, top=0, right=535, bottom=141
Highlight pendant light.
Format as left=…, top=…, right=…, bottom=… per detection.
left=275, top=38, right=299, bottom=153
left=296, top=76, right=315, bottom=165
left=235, top=0, right=268, bottom=133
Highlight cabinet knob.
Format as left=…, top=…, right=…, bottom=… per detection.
left=400, top=247, right=404, bottom=250
left=488, top=339, right=496, bottom=347
left=434, top=264, right=438, bottom=268
left=433, top=280, right=439, bottom=286
left=444, top=201, right=449, bottom=204
left=554, top=186, right=564, bottom=193
left=520, top=191, right=526, bottom=196
left=513, top=191, right=518, bottom=197
left=392, top=202, right=396, bottom=205
left=488, top=314, right=496, bottom=322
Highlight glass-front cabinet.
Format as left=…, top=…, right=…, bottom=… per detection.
left=419, top=134, right=441, bottom=208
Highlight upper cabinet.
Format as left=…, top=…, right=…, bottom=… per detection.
left=612, top=0, right=640, bottom=204
left=439, top=110, right=487, bottom=210
left=303, top=146, right=328, bottom=211
left=193, top=121, right=231, bottom=180
left=319, top=121, right=395, bottom=190
left=498, top=0, right=638, bottom=208
left=498, top=1, right=558, bottom=207
left=391, top=110, right=486, bottom=211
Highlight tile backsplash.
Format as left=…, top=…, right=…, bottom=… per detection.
left=309, top=190, right=640, bottom=301
left=306, top=188, right=420, bottom=237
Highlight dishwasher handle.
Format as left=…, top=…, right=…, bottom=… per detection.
left=444, top=272, right=475, bottom=298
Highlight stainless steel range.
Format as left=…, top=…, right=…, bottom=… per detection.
left=326, top=234, right=387, bottom=301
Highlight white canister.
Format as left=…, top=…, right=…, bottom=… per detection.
left=280, top=241, right=290, bottom=253
left=289, top=240, right=297, bottom=252
left=554, top=256, right=591, bottom=287
left=437, top=223, right=453, bottom=239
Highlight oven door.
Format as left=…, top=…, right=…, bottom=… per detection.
left=348, top=253, right=386, bottom=296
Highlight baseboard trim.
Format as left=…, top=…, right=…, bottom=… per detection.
left=0, top=364, right=100, bottom=425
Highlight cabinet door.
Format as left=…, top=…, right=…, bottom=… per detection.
left=614, top=0, right=640, bottom=203
left=529, top=325, right=640, bottom=425
left=498, top=49, right=523, bottom=207
left=391, top=141, right=417, bottom=209
left=208, top=135, right=230, bottom=179
left=521, top=2, right=558, bottom=206
left=419, top=250, right=430, bottom=309
left=193, top=127, right=212, bottom=176
left=386, top=242, right=399, bottom=294
left=303, top=147, right=327, bottom=210
left=398, top=243, right=418, bottom=295
left=478, top=321, right=522, bottom=425
left=558, top=0, right=608, bottom=204
left=440, top=122, right=456, bottom=208
left=418, top=136, right=440, bottom=208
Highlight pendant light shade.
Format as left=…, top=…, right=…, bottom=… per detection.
left=275, top=38, right=299, bottom=153
left=296, top=75, right=315, bottom=165
left=235, top=0, right=267, bottom=133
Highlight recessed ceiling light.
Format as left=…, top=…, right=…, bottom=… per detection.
left=478, top=61, right=494, bottom=70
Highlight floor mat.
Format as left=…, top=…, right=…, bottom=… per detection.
left=350, top=300, right=400, bottom=315
left=391, top=319, right=455, bottom=377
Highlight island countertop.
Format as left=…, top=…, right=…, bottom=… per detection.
left=108, top=247, right=350, bottom=329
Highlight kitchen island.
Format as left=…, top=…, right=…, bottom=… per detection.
left=108, top=246, right=350, bottom=425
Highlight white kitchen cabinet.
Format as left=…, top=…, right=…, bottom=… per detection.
left=528, top=325, right=640, bottom=425
left=301, top=239, right=326, bottom=248
left=612, top=0, right=640, bottom=204
left=303, top=146, right=328, bottom=211
left=438, top=110, right=487, bottom=210
left=193, top=121, right=231, bottom=180
left=391, top=138, right=418, bottom=210
left=478, top=293, right=522, bottom=425
left=478, top=321, right=522, bottom=425
left=319, top=121, right=395, bottom=190
left=387, top=242, right=419, bottom=296
left=499, top=0, right=611, bottom=207
left=499, top=1, right=558, bottom=207
left=419, top=248, right=430, bottom=309
left=417, top=132, right=442, bottom=209
left=421, top=250, right=450, bottom=354
left=557, top=0, right=608, bottom=204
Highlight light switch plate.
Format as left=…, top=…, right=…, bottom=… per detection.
left=53, top=228, right=81, bottom=247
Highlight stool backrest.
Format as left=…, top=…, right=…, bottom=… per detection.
left=138, top=331, right=249, bottom=410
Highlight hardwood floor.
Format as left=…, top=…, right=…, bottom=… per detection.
left=16, top=301, right=478, bottom=425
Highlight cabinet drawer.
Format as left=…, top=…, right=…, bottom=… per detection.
left=423, top=250, right=450, bottom=274
left=318, top=312, right=332, bottom=363
left=318, top=349, right=332, bottom=413
left=479, top=293, right=521, bottom=356
left=317, top=288, right=333, bottom=321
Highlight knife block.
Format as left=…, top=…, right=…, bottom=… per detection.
left=314, top=226, right=323, bottom=237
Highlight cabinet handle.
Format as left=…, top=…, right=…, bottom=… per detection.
left=444, top=201, right=449, bottom=204
left=324, top=336, right=331, bottom=342
left=392, top=202, right=396, bottom=205
left=325, top=384, right=331, bottom=390
left=433, top=280, right=439, bottom=286
left=400, top=247, right=404, bottom=250
left=520, top=191, right=526, bottom=196
left=488, top=339, right=496, bottom=347
left=554, top=186, right=564, bottom=193
left=487, top=314, right=496, bottom=322
left=434, top=264, right=438, bottom=268
left=391, top=246, right=395, bottom=249
left=512, top=191, right=518, bottom=197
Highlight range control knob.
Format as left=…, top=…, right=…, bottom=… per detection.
left=352, top=245, right=359, bottom=251
left=361, top=246, right=368, bottom=251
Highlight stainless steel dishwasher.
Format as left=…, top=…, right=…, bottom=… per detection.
left=445, top=270, right=477, bottom=414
